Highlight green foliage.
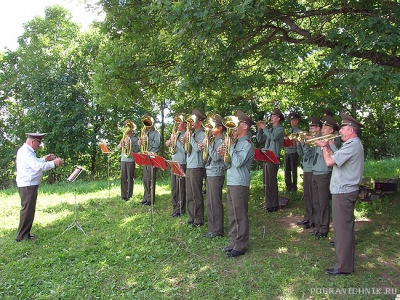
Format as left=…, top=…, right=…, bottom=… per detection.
left=0, top=160, right=399, bottom=299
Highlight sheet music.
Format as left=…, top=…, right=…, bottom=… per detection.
left=99, top=143, right=111, bottom=154
left=68, top=167, right=83, bottom=182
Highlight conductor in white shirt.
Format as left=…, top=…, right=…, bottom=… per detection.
left=16, top=133, right=64, bottom=242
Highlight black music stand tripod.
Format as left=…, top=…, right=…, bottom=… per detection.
left=63, top=167, right=86, bottom=235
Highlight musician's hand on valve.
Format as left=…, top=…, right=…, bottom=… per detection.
left=217, top=145, right=225, bottom=157
left=314, top=140, right=327, bottom=148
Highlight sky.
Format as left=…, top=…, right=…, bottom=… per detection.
left=0, top=0, right=104, bottom=51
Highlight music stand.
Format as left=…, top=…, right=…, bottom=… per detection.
left=133, top=152, right=167, bottom=231
left=99, top=143, right=112, bottom=199
left=63, top=167, right=86, bottom=235
left=254, top=148, right=281, bottom=212
left=166, top=160, right=186, bottom=218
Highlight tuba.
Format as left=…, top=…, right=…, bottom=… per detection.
left=222, top=115, right=240, bottom=164
left=140, top=114, right=155, bottom=153
left=202, top=114, right=217, bottom=161
left=121, top=120, right=136, bottom=158
left=184, top=114, right=197, bottom=153
left=169, top=114, right=186, bottom=155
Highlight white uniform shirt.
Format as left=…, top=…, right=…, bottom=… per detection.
left=16, top=143, right=55, bottom=187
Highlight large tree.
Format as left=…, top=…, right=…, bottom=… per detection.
left=0, top=5, right=117, bottom=181
left=92, top=0, right=400, bottom=119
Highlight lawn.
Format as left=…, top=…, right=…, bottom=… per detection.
left=0, top=158, right=399, bottom=299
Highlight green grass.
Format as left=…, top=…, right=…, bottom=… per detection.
left=1, top=159, right=399, bottom=299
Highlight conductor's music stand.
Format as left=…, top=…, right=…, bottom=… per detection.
left=133, top=152, right=167, bottom=231
left=63, top=167, right=86, bottom=235
left=99, top=143, right=112, bottom=199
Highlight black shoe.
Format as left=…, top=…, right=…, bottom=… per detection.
left=315, top=232, right=328, bottom=238
left=226, top=250, right=245, bottom=258
left=171, top=212, right=181, bottom=217
left=330, top=241, right=335, bottom=247
left=202, top=232, right=212, bottom=237
left=143, top=201, right=151, bottom=206
left=308, top=230, right=318, bottom=235
left=192, top=222, right=203, bottom=227
left=326, top=268, right=351, bottom=275
left=266, top=207, right=278, bottom=212
left=210, top=234, right=223, bottom=239
left=304, top=222, right=315, bottom=229
left=224, top=246, right=233, bottom=252
left=141, top=199, right=147, bottom=204
left=296, top=219, right=309, bottom=225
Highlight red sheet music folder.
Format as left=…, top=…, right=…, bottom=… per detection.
left=133, top=153, right=152, bottom=166
left=282, top=139, right=295, bottom=147
left=167, top=160, right=185, bottom=177
left=254, top=148, right=279, bottom=164
left=133, top=152, right=167, bottom=171
left=99, top=143, right=111, bottom=154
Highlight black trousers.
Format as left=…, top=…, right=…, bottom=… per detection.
left=226, top=185, right=249, bottom=253
left=143, top=165, right=157, bottom=203
left=17, top=185, right=39, bottom=241
left=121, top=161, right=135, bottom=199
left=186, top=168, right=206, bottom=224
left=264, top=162, right=279, bottom=209
left=206, top=175, right=225, bottom=236
left=284, top=152, right=299, bottom=191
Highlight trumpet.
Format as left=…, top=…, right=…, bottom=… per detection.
left=202, top=114, right=217, bottom=161
left=222, top=115, right=240, bottom=164
left=169, top=114, right=185, bottom=155
left=286, top=131, right=316, bottom=142
left=140, top=114, right=155, bottom=153
left=121, top=120, right=136, bottom=158
left=256, top=120, right=268, bottom=127
left=305, top=133, right=341, bottom=147
left=184, top=114, right=197, bottom=153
